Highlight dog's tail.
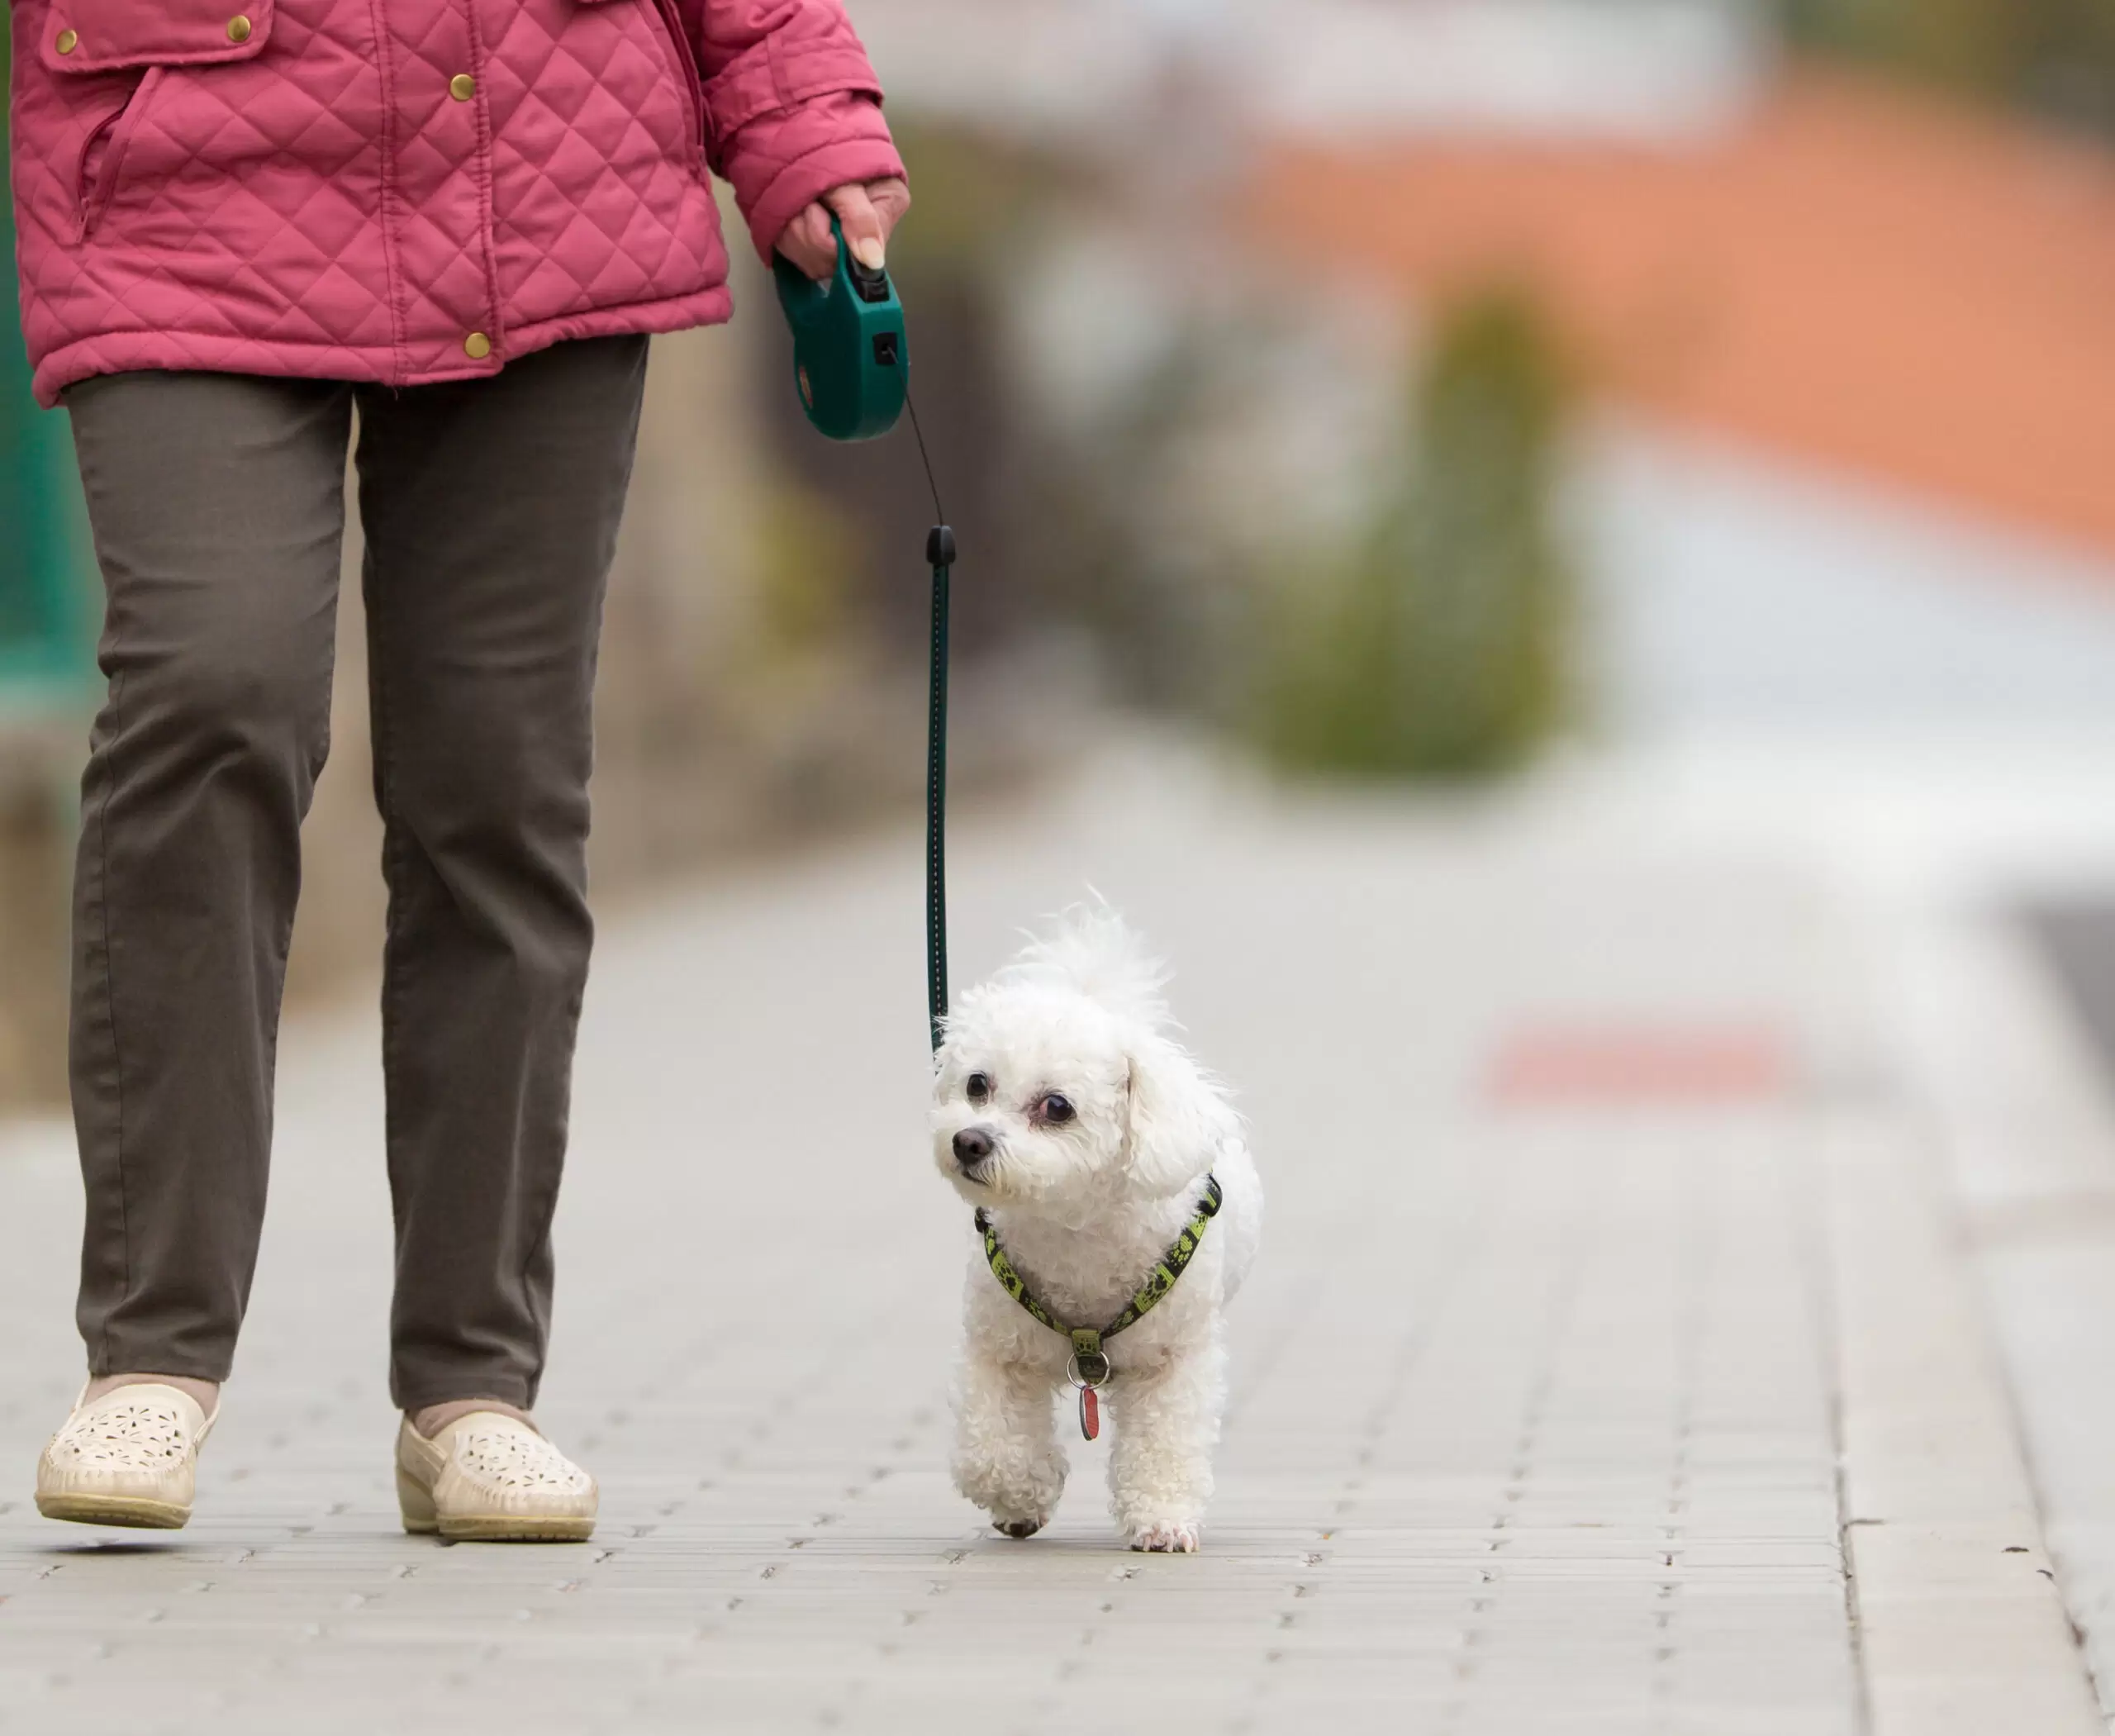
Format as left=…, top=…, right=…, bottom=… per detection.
left=1004, top=901, right=1172, bottom=1027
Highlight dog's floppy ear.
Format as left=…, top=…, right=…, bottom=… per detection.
left=1124, top=1030, right=1233, bottom=1199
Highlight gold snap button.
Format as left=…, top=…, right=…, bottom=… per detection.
left=55, top=28, right=78, bottom=53
left=226, top=14, right=252, bottom=41
left=449, top=73, right=476, bottom=102
left=463, top=331, right=492, bottom=360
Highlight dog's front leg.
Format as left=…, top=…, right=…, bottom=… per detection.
left=1107, top=1331, right=1224, bottom=1553
left=952, top=1349, right=1067, bottom=1539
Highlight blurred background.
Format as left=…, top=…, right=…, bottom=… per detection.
left=5, top=0, right=2115, bottom=1101
left=10, top=6, right=2115, bottom=1719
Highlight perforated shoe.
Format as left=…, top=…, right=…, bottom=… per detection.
left=396, top=1411, right=597, bottom=1542
left=36, top=1382, right=217, bottom=1529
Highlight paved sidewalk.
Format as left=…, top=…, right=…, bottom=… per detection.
left=0, top=745, right=2095, bottom=1734
left=1904, top=905, right=2115, bottom=1734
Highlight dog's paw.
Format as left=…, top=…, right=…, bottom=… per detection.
left=953, top=1443, right=1067, bottom=1539
left=1128, top=1520, right=1200, bottom=1553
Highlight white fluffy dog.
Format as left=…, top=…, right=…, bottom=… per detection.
left=932, top=909, right=1261, bottom=1552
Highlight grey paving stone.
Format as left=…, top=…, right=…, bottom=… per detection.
left=0, top=749, right=2088, bottom=1733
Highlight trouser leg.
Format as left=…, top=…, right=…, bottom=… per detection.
left=64, top=370, right=351, bottom=1380
left=354, top=335, right=649, bottom=1412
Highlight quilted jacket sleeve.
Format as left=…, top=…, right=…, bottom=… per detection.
left=678, top=0, right=907, bottom=264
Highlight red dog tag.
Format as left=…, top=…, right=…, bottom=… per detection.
left=1079, top=1385, right=1100, bottom=1441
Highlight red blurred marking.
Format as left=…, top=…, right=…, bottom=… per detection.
left=1489, top=1025, right=1790, bottom=1107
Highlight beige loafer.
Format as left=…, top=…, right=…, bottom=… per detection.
left=396, top=1410, right=597, bottom=1542
left=36, top=1382, right=217, bottom=1530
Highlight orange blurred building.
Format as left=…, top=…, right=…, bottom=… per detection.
left=1257, top=64, right=2115, bottom=564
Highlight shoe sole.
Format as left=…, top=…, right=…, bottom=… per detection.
left=397, top=1466, right=593, bottom=1543
left=36, top=1492, right=190, bottom=1529
left=436, top=1515, right=596, bottom=1543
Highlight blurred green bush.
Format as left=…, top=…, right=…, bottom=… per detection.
left=1784, top=0, right=2115, bottom=134
left=1256, top=288, right=1575, bottom=782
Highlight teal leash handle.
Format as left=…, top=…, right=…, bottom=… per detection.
left=925, top=519, right=954, bottom=1052
left=769, top=214, right=907, bottom=441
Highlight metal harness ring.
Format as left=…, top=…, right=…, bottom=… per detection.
left=1067, top=1351, right=1111, bottom=1390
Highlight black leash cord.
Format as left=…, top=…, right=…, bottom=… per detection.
left=905, top=385, right=953, bottom=1052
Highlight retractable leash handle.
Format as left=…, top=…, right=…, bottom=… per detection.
left=772, top=216, right=953, bottom=1049
left=770, top=214, right=908, bottom=441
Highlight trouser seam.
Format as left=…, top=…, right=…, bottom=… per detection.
left=511, top=346, right=636, bottom=1401
left=364, top=488, right=439, bottom=1411
left=365, top=543, right=408, bottom=1304
left=92, top=663, right=133, bottom=1373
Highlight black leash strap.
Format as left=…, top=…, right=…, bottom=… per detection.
left=905, top=386, right=952, bottom=1051
left=924, top=522, right=953, bottom=1050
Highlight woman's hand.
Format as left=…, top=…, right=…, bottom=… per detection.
left=777, top=178, right=910, bottom=281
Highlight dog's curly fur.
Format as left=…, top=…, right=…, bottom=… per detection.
left=932, top=908, right=1262, bottom=1552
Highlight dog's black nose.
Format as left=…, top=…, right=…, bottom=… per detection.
left=953, top=1127, right=995, bottom=1168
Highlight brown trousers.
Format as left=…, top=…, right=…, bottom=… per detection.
left=64, top=335, right=649, bottom=1410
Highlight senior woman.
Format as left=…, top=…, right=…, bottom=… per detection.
left=11, top=0, right=905, bottom=1539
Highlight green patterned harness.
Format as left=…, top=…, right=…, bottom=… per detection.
left=975, top=1176, right=1224, bottom=1387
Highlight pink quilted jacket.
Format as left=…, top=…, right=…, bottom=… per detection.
left=7, top=0, right=903, bottom=407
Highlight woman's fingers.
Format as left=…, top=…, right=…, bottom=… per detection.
left=777, top=178, right=913, bottom=280
left=822, top=183, right=886, bottom=271
left=778, top=202, right=840, bottom=281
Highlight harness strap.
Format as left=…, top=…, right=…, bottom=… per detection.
left=975, top=1176, right=1224, bottom=1385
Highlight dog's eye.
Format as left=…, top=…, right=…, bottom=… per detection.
left=1039, top=1093, right=1076, bottom=1125
left=966, top=1073, right=991, bottom=1103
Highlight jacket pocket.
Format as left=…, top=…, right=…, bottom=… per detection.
left=43, top=0, right=276, bottom=236
left=41, top=0, right=277, bottom=74
left=72, top=69, right=164, bottom=236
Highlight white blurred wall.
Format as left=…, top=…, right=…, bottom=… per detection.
left=1578, top=424, right=2115, bottom=739
left=850, top=0, right=1766, bottom=142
